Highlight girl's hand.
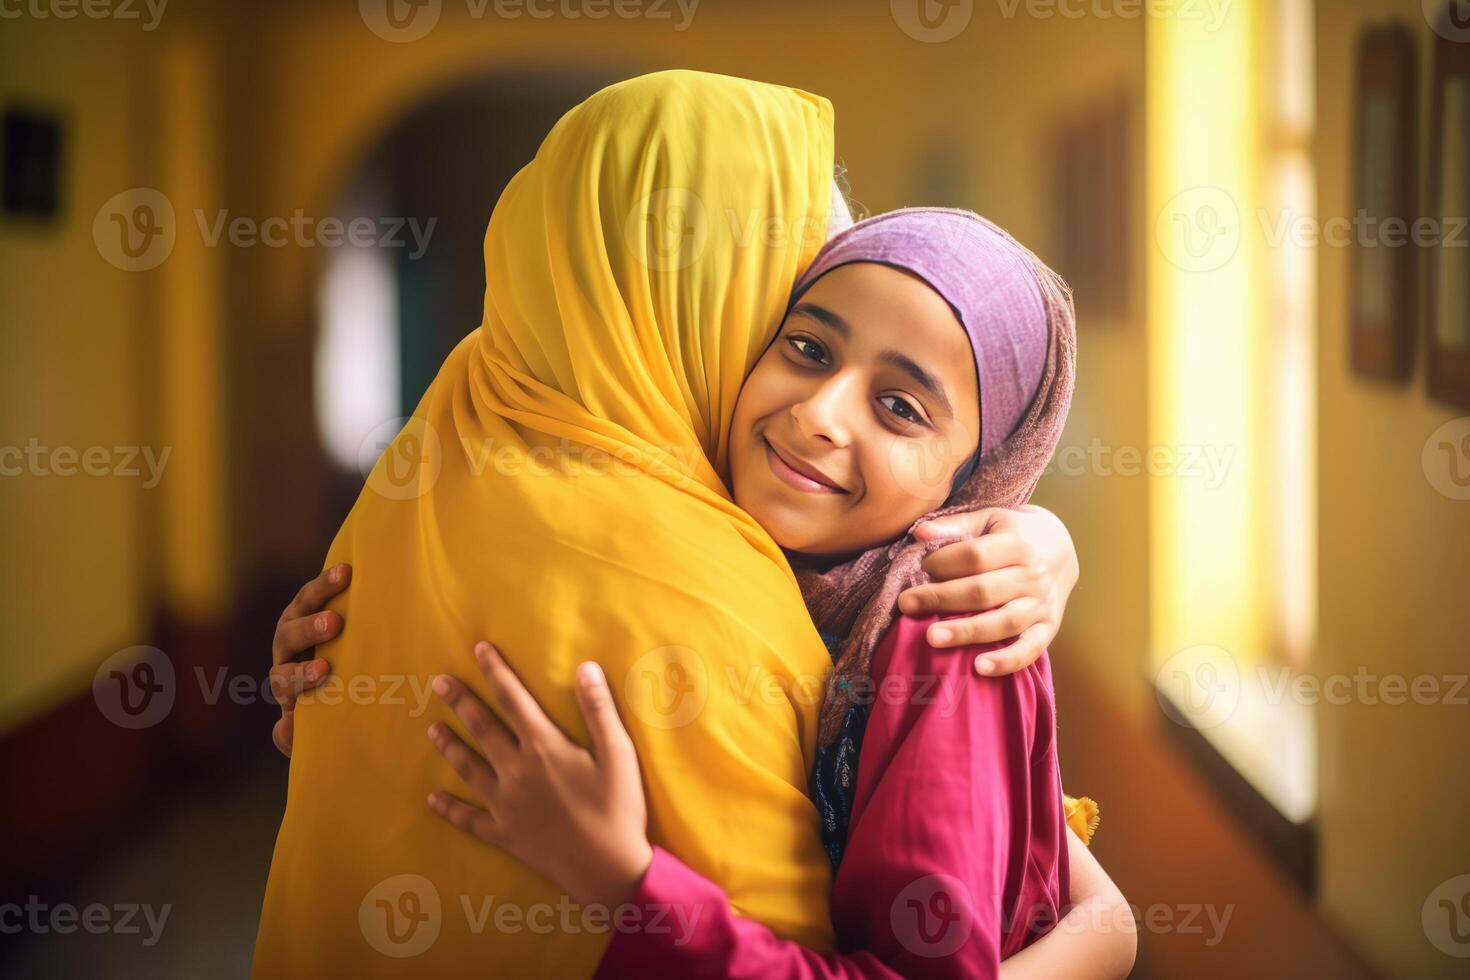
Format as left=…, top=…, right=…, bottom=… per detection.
left=426, top=643, right=653, bottom=909
left=896, top=505, right=1078, bottom=676
left=268, top=563, right=351, bottom=756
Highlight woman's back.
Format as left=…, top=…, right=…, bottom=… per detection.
left=255, top=335, right=836, bottom=976
left=253, top=69, right=841, bottom=977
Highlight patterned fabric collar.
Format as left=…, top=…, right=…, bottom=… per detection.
left=810, top=630, right=869, bottom=870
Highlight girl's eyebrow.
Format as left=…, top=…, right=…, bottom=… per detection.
left=878, top=350, right=952, bottom=415
left=790, top=301, right=849, bottom=336
left=791, top=301, right=954, bottom=415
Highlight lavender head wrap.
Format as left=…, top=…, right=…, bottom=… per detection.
left=789, top=207, right=1049, bottom=460
left=788, top=208, right=1078, bottom=746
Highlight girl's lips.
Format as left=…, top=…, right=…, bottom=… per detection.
left=763, top=437, right=847, bottom=494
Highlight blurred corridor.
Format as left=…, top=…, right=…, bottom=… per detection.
left=3, top=1, right=1469, bottom=977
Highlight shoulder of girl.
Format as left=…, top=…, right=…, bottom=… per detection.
left=884, top=614, right=1049, bottom=687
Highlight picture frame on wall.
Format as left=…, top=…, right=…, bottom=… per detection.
left=2, top=104, right=66, bottom=224
left=1349, top=25, right=1417, bottom=382
left=1426, top=5, right=1470, bottom=410
left=1052, top=92, right=1131, bottom=320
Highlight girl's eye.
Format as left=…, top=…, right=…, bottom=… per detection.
left=879, top=395, right=926, bottom=426
left=786, top=335, right=829, bottom=364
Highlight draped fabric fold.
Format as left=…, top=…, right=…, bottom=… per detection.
left=254, top=70, right=837, bottom=978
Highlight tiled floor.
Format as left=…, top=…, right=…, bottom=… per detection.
left=3, top=761, right=287, bottom=979
left=1052, top=658, right=1381, bottom=979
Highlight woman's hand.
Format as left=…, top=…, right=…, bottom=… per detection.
left=897, top=505, right=1079, bottom=676
left=426, top=643, right=653, bottom=909
left=268, top=563, right=351, bottom=756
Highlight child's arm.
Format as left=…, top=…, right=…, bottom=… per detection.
left=266, top=504, right=1081, bottom=758
left=899, top=504, right=1079, bottom=675
left=1000, top=829, right=1138, bottom=980
left=423, top=620, right=1076, bottom=979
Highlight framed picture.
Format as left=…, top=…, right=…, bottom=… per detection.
left=1350, top=26, right=1417, bottom=381
left=2, top=104, right=66, bottom=224
left=1052, top=92, right=1131, bottom=319
left=1427, top=6, right=1470, bottom=409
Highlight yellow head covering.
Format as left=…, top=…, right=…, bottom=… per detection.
left=254, top=71, right=837, bottom=977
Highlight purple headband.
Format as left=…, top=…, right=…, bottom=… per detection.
left=790, top=208, right=1050, bottom=462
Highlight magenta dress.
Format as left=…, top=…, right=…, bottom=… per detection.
left=595, top=613, right=1071, bottom=978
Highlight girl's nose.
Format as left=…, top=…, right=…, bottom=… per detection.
left=789, top=375, right=856, bottom=449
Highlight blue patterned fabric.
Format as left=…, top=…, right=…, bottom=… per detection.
left=810, top=629, right=870, bottom=871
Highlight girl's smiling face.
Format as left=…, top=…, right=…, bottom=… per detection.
left=730, top=261, right=982, bottom=558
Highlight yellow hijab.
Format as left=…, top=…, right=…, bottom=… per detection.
left=254, top=71, right=837, bottom=977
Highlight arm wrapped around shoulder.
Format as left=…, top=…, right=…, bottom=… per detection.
left=829, top=614, right=1088, bottom=978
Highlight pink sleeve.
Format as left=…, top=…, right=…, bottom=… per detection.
left=595, top=613, right=1069, bottom=979
left=831, top=614, right=1070, bottom=977
left=594, top=846, right=900, bottom=979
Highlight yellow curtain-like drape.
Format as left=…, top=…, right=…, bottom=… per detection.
left=253, top=70, right=837, bottom=977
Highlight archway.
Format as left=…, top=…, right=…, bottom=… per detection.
left=312, top=69, right=619, bottom=513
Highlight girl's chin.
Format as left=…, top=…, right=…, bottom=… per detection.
left=762, top=513, right=856, bottom=560
left=753, top=513, right=826, bottom=556
left=739, top=485, right=853, bottom=555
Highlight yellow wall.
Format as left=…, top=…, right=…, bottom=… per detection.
left=1315, top=3, right=1470, bottom=976
left=0, top=19, right=155, bottom=732
left=0, top=12, right=232, bottom=734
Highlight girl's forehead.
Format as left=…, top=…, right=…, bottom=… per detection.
left=801, top=264, right=968, bottom=346
left=793, top=265, right=981, bottom=424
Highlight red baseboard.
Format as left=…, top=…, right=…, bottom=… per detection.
left=0, top=608, right=236, bottom=896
